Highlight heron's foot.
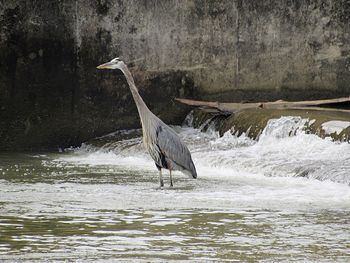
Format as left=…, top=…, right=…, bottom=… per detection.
left=160, top=180, right=164, bottom=188
left=169, top=169, right=173, bottom=188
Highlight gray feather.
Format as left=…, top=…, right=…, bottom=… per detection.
left=155, top=121, right=197, bottom=178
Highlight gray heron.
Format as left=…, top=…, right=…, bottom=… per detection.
left=97, top=58, right=197, bottom=187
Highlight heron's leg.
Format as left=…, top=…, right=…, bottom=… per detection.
left=155, top=163, right=164, bottom=187
left=159, top=169, right=164, bottom=187
left=169, top=169, right=173, bottom=187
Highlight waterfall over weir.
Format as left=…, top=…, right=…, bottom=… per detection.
left=60, top=112, right=350, bottom=186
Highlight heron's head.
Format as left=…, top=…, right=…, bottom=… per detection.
left=96, top=57, right=124, bottom=70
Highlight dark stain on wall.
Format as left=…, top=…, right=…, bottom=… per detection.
left=95, top=0, right=111, bottom=16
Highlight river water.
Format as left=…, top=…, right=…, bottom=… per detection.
left=0, top=115, right=349, bottom=262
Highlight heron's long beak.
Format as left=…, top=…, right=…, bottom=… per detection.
left=96, top=62, right=114, bottom=69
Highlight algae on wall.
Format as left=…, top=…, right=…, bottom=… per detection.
left=1, top=0, right=350, bottom=150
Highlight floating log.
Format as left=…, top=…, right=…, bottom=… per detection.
left=175, top=97, right=350, bottom=113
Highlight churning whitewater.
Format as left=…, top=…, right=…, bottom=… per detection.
left=52, top=113, right=350, bottom=211
left=61, top=113, right=350, bottom=184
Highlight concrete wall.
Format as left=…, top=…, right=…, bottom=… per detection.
left=1, top=0, right=350, bottom=150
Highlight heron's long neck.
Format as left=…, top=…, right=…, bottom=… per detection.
left=120, top=65, right=153, bottom=126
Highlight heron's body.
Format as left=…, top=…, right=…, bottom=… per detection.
left=97, top=58, right=197, bottom=187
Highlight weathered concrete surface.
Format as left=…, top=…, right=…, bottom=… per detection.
left=0, top=1, right=195, bottom=151
left=81, top=0, right=350, bottom=101
left=1, top=0, right=350, bottom=150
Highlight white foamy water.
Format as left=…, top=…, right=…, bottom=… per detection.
left=52, top=116, right=350, bottom=212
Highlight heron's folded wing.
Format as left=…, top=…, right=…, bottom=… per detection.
left=156, top=125, right=194, bottom=172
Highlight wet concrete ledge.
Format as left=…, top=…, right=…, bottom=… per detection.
left=192, top=108, right=350, bottom=142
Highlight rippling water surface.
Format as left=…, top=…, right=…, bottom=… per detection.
left=0, top=116, right=349, bottom=262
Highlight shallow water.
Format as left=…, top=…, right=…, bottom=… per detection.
left=0, top=116, right=349, bottom=262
